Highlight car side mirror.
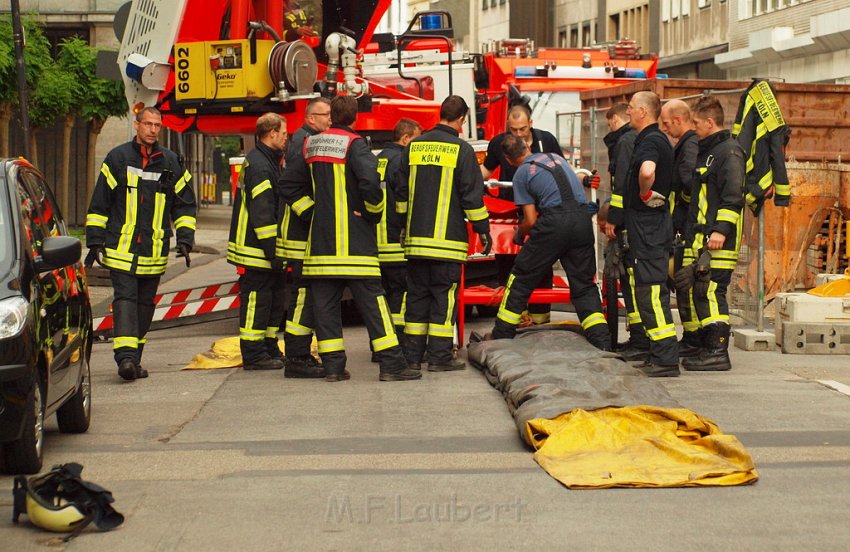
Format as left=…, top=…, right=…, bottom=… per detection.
left=34, top=236, right=82, bottom=273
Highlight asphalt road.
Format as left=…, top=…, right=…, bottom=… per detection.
left=2, top=205, right=850, bottom=551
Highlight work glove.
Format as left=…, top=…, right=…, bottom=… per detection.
left=603, top=240, right=627, bottom=279
left=176, top=243, right=192, bottom=268
left=270, top=257, right=285, bottom=273
left=83, top=246, right=103, bottom=268
left=641, top=190, right=667, bottom=208
left=673, top=263, right=696, bottom=293
left=693, top=250, right=713, bottom=298
left=512, top=226, right=525, bottom=246
left=479, top=232, right=492, bottom=256
left=582, top=170, right=600, bottom=189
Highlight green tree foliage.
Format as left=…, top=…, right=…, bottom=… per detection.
left=57, top=36, right=127, bottom=123
left=29, top=59, right=75, bottom=130
left=0, top=16, right=53, bottom=106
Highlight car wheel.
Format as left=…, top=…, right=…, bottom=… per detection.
left=57, top=344, right=92, bottom=434
left=2, top=374, right=45, bottom=474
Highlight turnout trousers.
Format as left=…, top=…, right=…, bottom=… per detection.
left=492, top=206, right=609, bottom=349
left=676, top=247, right=701, bottom=335
left=693, top=268, right=732, bottom=328
left=380, top=263, right=407, bottom=335
left=311, top=278, right=406, bottom=376
left=111, top=271, right=160, bottom=366
left=238, top=269, right=287, bottom=364
left=625, top=210, right=679, bottom=366
left=284, top=260, right=316, bottom=358
left=404, top=259, right=461, bottom=365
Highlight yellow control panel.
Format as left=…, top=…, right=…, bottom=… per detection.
left=174, top=39, right=275, bottom=102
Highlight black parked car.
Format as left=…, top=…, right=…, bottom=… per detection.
left=0, top=158, right=92, bottom=474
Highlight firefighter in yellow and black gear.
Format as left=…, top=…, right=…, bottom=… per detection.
left=375, top=118, right=423, bottom=348
left=677, top=96, right=745, bottom=372
left=602, top=102, right=647, bottom=358
left=623, top=91, right=679, bottom=377
left=488, top=135, right=610, bottom=349
left=227, top=113, right=289, bottom=371
left=659, top=99, right=701, bottom=361
left=277, top=97, right=331, bottom=378
left=397, top=95, right=491, bottom=372
left=85, top=107, right=196, bottom=382
left=280, top=95, right=420, bottom=382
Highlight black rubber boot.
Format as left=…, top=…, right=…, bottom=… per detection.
left=118, top=358, right=138, bottom=381
left=244, top=357, right=285, bottom=371
left=682, top=323, right=732, bottom=371
left=636, top=360, right=680, bottom=378
left=265, top=337, right=283, bottom=361
left=428, top=358, right=466, bottom=372
left=284, top=355, right=325, bottom=378
left=678, top=330, right=703, bottom=359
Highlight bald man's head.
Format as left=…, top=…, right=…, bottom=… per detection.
left=627, top=91, right=661, bottom=132
left=660, top=99, right=693, bottom=140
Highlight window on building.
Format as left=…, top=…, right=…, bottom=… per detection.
left=582, top=21, right=592, bottom=47
left=672, top=0, right=680, bottom=19
left=609, top=13, right=620, bottom=41
left=682, top=0, right=691, bottom=16
left=662, top=0, right=670, bottom=22
left=500, top=0, right=507, bottom=4
left=570, top=25, right=578, bottom=47
left=559, top=26, right=567, bottom=47
left=698, top=0, right=710, bottom=7
left=483, top=0, right=488, bottom=10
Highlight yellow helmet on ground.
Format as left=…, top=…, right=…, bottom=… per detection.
left=12, top=463, right=124, bottom=541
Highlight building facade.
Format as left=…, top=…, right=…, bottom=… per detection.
left=470, top=0, right=511, bottom=51
left=658, top=0, right=729, bottom=79
left=715, top=0, right=850, bottom=83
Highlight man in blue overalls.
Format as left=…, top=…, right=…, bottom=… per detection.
left=487, top=134, right=610, bottom=350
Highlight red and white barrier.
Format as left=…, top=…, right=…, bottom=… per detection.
left=93, top=281, right=241, bottom=335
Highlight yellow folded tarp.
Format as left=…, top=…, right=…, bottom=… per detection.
left=183, top=337, right=323, bottom=370
left=526, top=406, right=759, bottom=489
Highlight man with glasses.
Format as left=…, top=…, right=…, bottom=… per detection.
left=276, top=97, right=332, bottom=378
left=85, top=107, right=197, bottom=381
left=622, top=91, right=679, bottom=377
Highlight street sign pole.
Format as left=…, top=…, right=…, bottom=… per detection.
left=11, top=0, right=32, bottom=159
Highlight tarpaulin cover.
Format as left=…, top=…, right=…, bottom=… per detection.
left=467, top=328, right=758, bottom=488
left=182, top=337, right=318, bottom=370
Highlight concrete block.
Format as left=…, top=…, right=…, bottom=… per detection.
left=781, top=294, right=850, bottom=322
left=734, top=328, right=775, bottom=351
left=776, top=293, right=850, bottom=344
left=781, top=322, right=850, bottom=354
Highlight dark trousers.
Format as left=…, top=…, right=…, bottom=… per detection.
left=239, top=268, right=287, bottom=364
left=693, top=268, right=732, bottom=327
left=311, top=278, right=406, bottom=376
left=111, top=271, right=160, bottom=366
left=404, top=259, right=461, bottom=364
left=496, top=253, right=551, bottom=324
left=491, top=209, right=609, bottom=349
left=284, top=260, right=315, bottom=358
left=625, top=210, right=678, bottom=365
left=676, top=249, right=700, bottom=334
left=381, top=263, right=407, bottom=335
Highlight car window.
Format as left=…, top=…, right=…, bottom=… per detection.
left=21, top=170, right=66, bottom=238
left=0, top=178, right=12, bottom=272
left=16, top=178, right=43, bottom=259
